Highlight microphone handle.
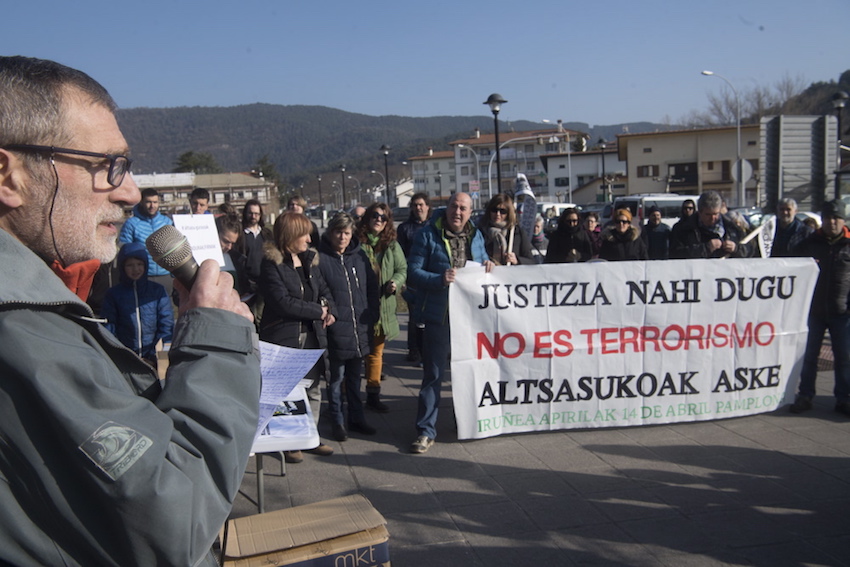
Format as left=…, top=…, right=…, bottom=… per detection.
left=170, top=257, right=200, bottom=290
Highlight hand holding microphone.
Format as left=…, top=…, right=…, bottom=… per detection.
left=146, top=225, right=253, bottom=322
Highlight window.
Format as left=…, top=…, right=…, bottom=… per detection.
left=643, top=147, right=652, bottom=153
left=554, top=177, right=570, bottom=187
left=524, top=144, right=534, bottom=154
left=432, top=163, right=439, bottom=171
left=461, top=182, right=469, bottom=192
left=545, top=143, right=559, bottom=152
left=460, top=149, right=469, bottom=158
left=558, top=164, right=566, bottom=169
left=434, top=176, right=441, bottom=184
left=637, top=165, right=660, bottom=178
left=707, top=161, right=714, bottom=171
left=461, top=166, right=469, bottom=176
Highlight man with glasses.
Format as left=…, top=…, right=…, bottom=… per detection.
left=0, top=56, right=259, bottom=565
left=670, top=191, right=753, bottom=259
left=119, top=187, right=175, bottom=295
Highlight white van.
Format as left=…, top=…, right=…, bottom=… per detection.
left=612, top=194, right=696, bottom=228
left=536, top=201, right=576, bottom=220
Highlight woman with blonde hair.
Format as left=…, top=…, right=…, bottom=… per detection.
left=355, top=203, right=407, bottom=414
left=259, top=211, right=336, bottom=462
left=479, top=193, right=534, bottom=265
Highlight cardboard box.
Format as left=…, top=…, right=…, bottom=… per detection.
left=221, top=494, right=390, bottom=566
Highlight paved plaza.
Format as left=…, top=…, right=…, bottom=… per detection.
left=230, top=314, right=850, bottom=567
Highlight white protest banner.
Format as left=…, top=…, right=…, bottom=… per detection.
left=172, top=214, right=225, bottom=267
left=449, top=258, right=817, bottom=440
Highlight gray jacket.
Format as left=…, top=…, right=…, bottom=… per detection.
left=0, top=229, right=261, bottom=566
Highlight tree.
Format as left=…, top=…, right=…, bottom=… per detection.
left=250, top=155, right=281, bottom=186
left=173, top=151, right=222, bottom=174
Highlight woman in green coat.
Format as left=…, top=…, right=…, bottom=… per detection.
left=356, top=203, right=407, bottom=413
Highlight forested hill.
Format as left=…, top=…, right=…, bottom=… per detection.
left=115, top=103, right=667, bottom=177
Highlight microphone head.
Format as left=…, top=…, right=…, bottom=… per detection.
left=146, top=225, right=193, bottom=270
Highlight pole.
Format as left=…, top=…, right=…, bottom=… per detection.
left=494, top=113, right=502, bottom=196
left=340, top=166, right=347, bottom=208
left=316, top=175, right=324, bottom=227
left=702, top=71, right=743, bottom=206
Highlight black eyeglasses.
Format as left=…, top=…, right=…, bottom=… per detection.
left=492, top=208, right=508, bottom=215
left=618, top=219, right=631, bottom=225
left=371, top=212, right=388, bottom=222
left=2, top=144, right=132, bottom=188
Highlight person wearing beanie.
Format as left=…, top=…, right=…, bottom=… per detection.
left=599, top=208, right=648, bottom=261
left=789, top=198, right=850, bottom=417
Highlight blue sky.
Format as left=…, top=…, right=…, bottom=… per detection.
left=5, top=0, right=847, bottom=126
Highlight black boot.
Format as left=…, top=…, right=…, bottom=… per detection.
left=366, top=390, right=389, bottom=413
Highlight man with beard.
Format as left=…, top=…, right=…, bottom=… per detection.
left=119, top=187, right=174, bottom=295
left=0, top=56, right=260, bottom=566
left=641, top=205, right=671, bottom=260
left=770, top=198, right=813, bottom=257
left=544, top=207, right=594, bottom=263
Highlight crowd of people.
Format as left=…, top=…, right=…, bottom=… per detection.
left=1, top=54, right=846, bottom=565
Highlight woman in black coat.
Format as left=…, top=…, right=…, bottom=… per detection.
left=599, top=208, right=648, bottom=261
left=317, top=213, right=380, bottom=442
left=545, top=207, right=594, bottom=263
left=259, top=211, right=336, bottom=462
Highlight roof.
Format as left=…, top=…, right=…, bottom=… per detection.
left=449, top=127, right=587, bottom=147
left=407, top=150, right=455, bottom=161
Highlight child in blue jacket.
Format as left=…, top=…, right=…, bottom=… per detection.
left=100, top=242, right=173, bottom=368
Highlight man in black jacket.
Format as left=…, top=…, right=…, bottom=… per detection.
left=669, top=191, right=753, bottom=259
left=789, top=199, right=850, bottom=416
left=398, top=193, right=431, bottom=363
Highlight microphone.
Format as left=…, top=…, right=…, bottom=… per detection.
left=146, top=225, right=200, bottom=289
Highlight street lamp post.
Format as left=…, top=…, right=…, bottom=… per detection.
left=370, top=169, right=386, bottom=203
left=339, top=165, right=347, bottom=209
left=347, top=175, right=362, bottom=203
left=484, top=93, right=507, bottom=196
left=833, top=91, right=849, bottom=199
left=380, top=145, right=391, bottom=207
left=316, top=175, right=324, bottom=226
left=702, top=70, right=743, bottom=206
left=598, top=138, right=609, bottom=202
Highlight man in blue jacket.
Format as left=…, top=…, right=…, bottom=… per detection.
left=407, top=192, right=492, bottom=454
left=0, top=56, right=259, bottom=566
left=119, top=187, right=174, bottom=295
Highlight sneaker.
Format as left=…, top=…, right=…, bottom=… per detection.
left=789, top=395, right=813, bottom=414
left=283, top=450, right=303, bottom=463
left=349, top=421, right=377, bottom=435
left=332, top=424, right=348, bottom=442
left=410, top=435, right=434, bottom=454
left=835, top=401, right=850, bottom=417
left=305, top=444, right=334, bottom=456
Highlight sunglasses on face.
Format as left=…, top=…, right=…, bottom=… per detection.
left=371, top=212, right=388, bottom=222
left=491, top=208, right=508, bottom=215
left=618, top=219, right=631, bottom=225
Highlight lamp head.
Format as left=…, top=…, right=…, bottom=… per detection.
left=701, top=70, right=714, bottom=76
left=380, top=144, right=391, bottom=155
left=484, top=93, right=507, bottom=115
left=833, top=91, right=850, bottom=110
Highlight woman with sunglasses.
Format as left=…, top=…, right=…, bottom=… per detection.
left=259, top=212, right=336, bottom=463
left=479, top=194, right=534, bottom=266
left=599, top=208, right=648, bottom=261
left=355, top=203, right=407, bottom=414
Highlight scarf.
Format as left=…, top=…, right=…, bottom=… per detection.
left=50, top=258, right=101, bottom=302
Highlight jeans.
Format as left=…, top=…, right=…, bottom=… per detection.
left=327, top=356, right=366, bottom=426
left=416, top=322, right=452, bottom=440
left=798, top=313, right=850, bottom=401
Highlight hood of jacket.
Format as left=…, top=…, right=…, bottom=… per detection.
left=117, top=242, right=150, bottom=285
left=263, top=241, right=319, bottom=267
left=602, top=224, right=641, bottom=243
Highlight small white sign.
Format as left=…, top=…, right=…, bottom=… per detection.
left=172, top=214, right=225, bottom=267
